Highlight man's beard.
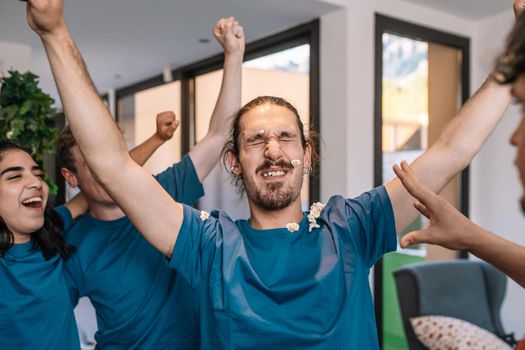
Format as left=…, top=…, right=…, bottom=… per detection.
left=252, top=181, right=300, bottom=211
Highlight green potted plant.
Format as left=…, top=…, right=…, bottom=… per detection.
left=0, top=69, right=59, bottom=194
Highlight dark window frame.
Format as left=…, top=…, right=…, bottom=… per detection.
left=374, top=13, right=470, bottom=347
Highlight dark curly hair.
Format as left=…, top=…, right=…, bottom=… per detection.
left=494, top=12, right=525, bottom=84
left=0, top=141, right=75, bottom=260
left=221, top=96, right=319, bottom=194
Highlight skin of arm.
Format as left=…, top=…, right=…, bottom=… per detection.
left=63, top=111, right=178, bottom=220
left=27, top=0, right=182, bottom=256
left=188, top=17, right=244, bottom=182
left=385, top=78, right=512, bottom=233
left=393, top=161, right=525, bottom=288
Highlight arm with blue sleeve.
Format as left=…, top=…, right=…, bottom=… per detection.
left=30, top=0, right=186, bottom=257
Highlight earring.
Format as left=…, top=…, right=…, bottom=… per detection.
left=303, top=166, right=312, bottom=175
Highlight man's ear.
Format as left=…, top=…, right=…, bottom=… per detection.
left=227, top=151, right=242, bottom=176
left=303, top=142, right=313, bottom=172
left=60, top=167, right=79, bottom=188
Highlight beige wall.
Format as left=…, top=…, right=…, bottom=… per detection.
left=134, top=81, right=182, bottom=175
left=426, top=42, right=461, bottom=261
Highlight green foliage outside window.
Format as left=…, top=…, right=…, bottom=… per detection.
left=0, top=70, right=58, bottom=194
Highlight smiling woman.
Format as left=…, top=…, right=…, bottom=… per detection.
left=0, top=140, right=79, bottom=349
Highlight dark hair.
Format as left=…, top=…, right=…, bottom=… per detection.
left=221, top=96, right=319, bottom=194
left=57, top=126, right=78, bottom=173
left=494, top=12, right=525, bottom=84
left=0, top=140, right=75, bottom=260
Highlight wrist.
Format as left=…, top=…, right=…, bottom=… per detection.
left=224, top=52, right=244, bottom=64
left=152, top=132, right=168, bottom=143
left=462, top=224, right=490, bottom=252
left=37, top=18, right=69, bottom=41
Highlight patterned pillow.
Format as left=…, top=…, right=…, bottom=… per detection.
left=410, top=315, right=512, bottom=350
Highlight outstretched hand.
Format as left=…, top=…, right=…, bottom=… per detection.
left=393, top=161, right=477, bottom=250
left=213, top=17, right=245, bottom=57
left=155, top=111, right=179, bottom=141
left=23, top=0, right=66, bottom=36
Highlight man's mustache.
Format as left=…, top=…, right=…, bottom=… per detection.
left=256, top=160, right=293, bottom=174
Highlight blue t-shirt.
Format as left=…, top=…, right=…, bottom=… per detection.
left=170, top=186, right=397, bottom=349
left=56, top=154, right=204, bottom=350
left=0, top=240, right=80, bottom=349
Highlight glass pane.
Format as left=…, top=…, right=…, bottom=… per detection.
left=195, top=44, right=311, bottom=218
left=118, top=81, right=182, bottom=175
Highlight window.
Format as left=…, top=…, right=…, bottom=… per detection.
left=374, top=14, right=470, bottom=349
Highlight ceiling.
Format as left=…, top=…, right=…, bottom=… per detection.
left=0, top=0, right=340, bottom=103
left=398, top=0, right=510, bottom=20
left=0, top=0, right=511, bottom=105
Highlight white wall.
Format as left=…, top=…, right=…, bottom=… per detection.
left=0, top=41, right=32, bottom=76
left=320, top=0, right=524, bottom=338
left=471, top=10, right=525, bottom=339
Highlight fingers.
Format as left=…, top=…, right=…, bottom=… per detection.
left=393, top=160, right=434, bottom=210
left=172, top=119, right=180, bottom=131
left=232, top=20, right=244, bottom=40
left=157, top=111, right=176, bottom=122
left=399, top=230, right=427, bottom=248
left=213, top=16, right=244, bottom=50
left=214, top=17, right=235, bottom=39
left=414, top=201, right=432, bottom=219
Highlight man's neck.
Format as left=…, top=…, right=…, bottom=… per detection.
left=248, top=198, right=304, bottom=230
left=87, top=200, right=125, bottom=221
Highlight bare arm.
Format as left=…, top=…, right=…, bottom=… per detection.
left=393, top=161, right=525, bottom=288
left=385, top=78, right=511, bottom=233
left=129, top=111, right=179, bottom=166
left=62, top=111, right=177, bottom=218
left=28, top=0, right=182, bottom=256
left=63, top=192, right=87, bottom=219
left=188, top=17, right=244, bottom=182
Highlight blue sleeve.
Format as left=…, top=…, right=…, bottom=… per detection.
left=54, top=205, right=74, bottom=231
left=54, top=205, right=81, bottom=306
left=344, top=186, right=397, bottom=267
left=154, top=154, right=205, bottom=206
left=168, top=205, right=222, bottom=288
left=63, top=255, right=82, bottom=307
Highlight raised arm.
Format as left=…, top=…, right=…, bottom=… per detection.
left=385, top=78, right=512, bottom=233
left=27, top=0, right=182, bottom=256
left=188, top=17, right=244, bottom=182
left=62, top=111, right=177, bottom=219
left=393, top=161, right=525, bottom=288
left=63, top=192, right=87, bottom=220
left=129, top=111, right=179, bottom=166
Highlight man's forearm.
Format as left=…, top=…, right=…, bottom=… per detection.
left=207, top=53, right=243, bottom=137
left=189, top=50, right=243, bottom=181
left=41, top=26, right=130, bottom=181
left=470, top=228, right=525, bottom=288
left=129, top=134, right=164, bottom=166
left=431, top=78, right=511, bottom=170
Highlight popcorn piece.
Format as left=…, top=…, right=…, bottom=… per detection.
left=286, top=222, right=300, bottom=232
left=200, top=210, right=210, bottom=221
